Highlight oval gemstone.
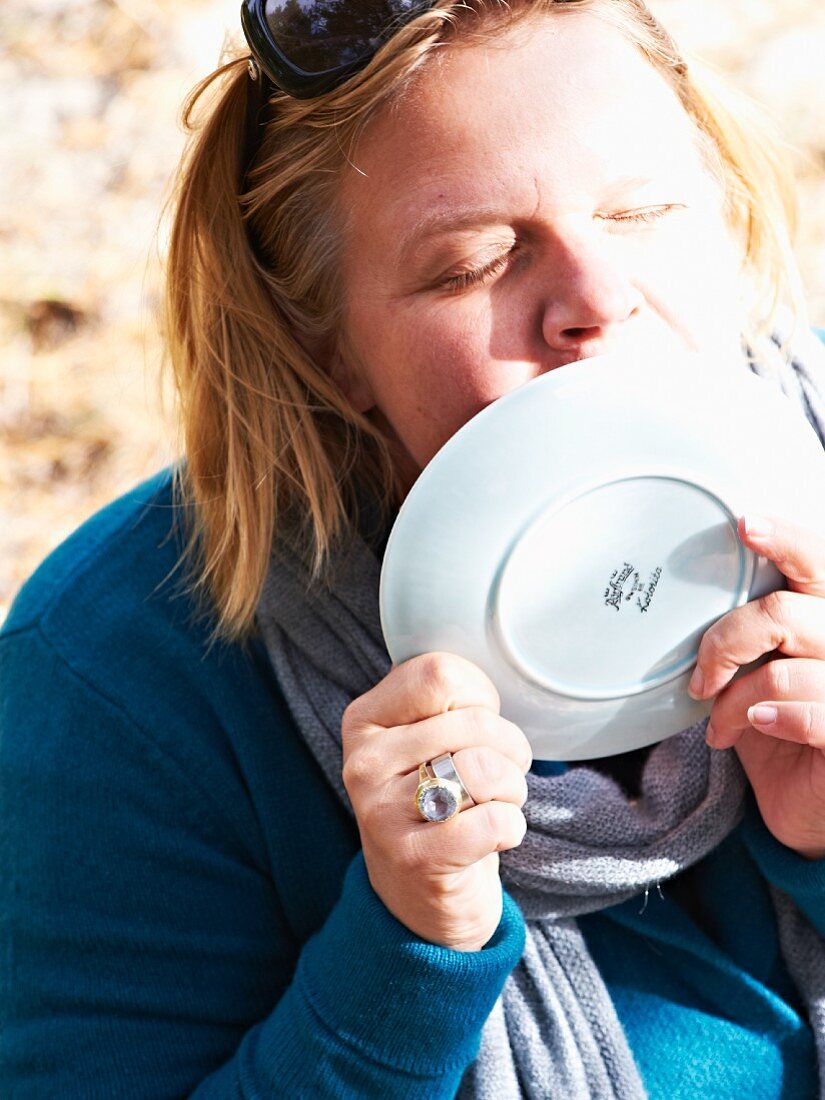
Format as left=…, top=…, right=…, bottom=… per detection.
left=419, top=783, right=458, bottom=822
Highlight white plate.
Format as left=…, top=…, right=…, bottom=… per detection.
left=379, top=351, right=825, bottom=760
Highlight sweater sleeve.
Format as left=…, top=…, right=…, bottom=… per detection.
left=193, top=856, right=524, bottom=1099
left=0, top=625, right=524, bottom=1100
left=741, top=796, right=825, bottom=938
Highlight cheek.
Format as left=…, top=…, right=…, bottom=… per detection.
left=640, top=212, right=745, bottom=351
left=368, top=308, right=502, bottom=427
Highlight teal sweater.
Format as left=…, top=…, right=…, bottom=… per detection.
left=1, top=469, right=822, bottom=1099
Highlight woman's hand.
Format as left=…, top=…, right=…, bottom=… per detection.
left=688, top=515, right=825, bottom=859
left=342, top=653, right=532, bottom=952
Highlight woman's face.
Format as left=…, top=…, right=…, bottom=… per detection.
left=336, top=13, right=745, bottom=484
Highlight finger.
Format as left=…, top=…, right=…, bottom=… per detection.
left=705, top=656, right=825, bottom=749
left=412, top=801, right=527, bottom=872
left=343, top=706, right=531, bottom=797
left=738, top=514, right=825, bottom=597
left=344, top=652, right=500, bottom=734
left=419, top=747, right=528, bottom=809
left=688, top=589, right=825, bottom=699
left=397, top=709, right=532, bottom=775
left=744, top=700, right=825, bottom=750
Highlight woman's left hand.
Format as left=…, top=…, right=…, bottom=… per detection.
left=688, top=515, right=825, bottom=860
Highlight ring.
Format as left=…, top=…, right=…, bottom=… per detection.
left=414, top=752, right=475, bottom=823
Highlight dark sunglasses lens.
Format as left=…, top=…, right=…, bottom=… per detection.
left=263, top=0, right=426, bottom=74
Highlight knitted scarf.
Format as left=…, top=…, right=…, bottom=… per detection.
left=257, top=326, right=825, bottom=1098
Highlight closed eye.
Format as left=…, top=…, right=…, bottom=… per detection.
left=599, top=204, right=687, bottom=225
left=440, top=242, right=520, bottom=293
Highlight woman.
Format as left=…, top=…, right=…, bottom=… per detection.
left=2, top=0, right=825, bottom=1096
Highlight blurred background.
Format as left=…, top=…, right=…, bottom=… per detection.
left=2, top=0, right=825, bottom=622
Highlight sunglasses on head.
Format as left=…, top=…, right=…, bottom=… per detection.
left=240, top=0, right=439, bottom=99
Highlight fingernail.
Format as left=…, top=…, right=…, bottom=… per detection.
left=687, top=667, right=704, bottom=699
left=705, top=721, right=718, bottom=747
left=743, top=514, right=773, bottom=540
left=749, top=704, right=777, bottom=726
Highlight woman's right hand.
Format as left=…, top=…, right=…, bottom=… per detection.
left=342, top=653, right=532, bottom=952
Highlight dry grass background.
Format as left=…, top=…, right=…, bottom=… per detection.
left=2, top=0, right=824, bottom=621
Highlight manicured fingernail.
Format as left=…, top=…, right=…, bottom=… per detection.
left=743, top=514, right=773, bottom=540
left=688, top=667, right=704, bottom=699
left=749, top=704, right=777, bottom=726
left=705, top=721, right=718, bottom=747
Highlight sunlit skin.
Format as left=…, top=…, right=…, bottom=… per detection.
left=336, top=13, right=744, bottom=479
left=337, top=14, right=825, bottom=955
left=690, top=516, right=825, bottom=860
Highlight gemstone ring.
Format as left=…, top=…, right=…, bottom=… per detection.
left=414, top=752, right=475, bottom=823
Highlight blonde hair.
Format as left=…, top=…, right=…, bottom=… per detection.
left=165, top=0, right=800, bottom=639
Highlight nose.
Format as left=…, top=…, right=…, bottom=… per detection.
left=541, top=238, right=643, bottom=353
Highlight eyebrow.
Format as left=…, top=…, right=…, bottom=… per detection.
left=395, top=176, right=658, bottom=262
left=397, top=206, right=508, bottom=264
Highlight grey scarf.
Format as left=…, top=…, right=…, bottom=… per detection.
left=258, top=325, right=825, bottom=1098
